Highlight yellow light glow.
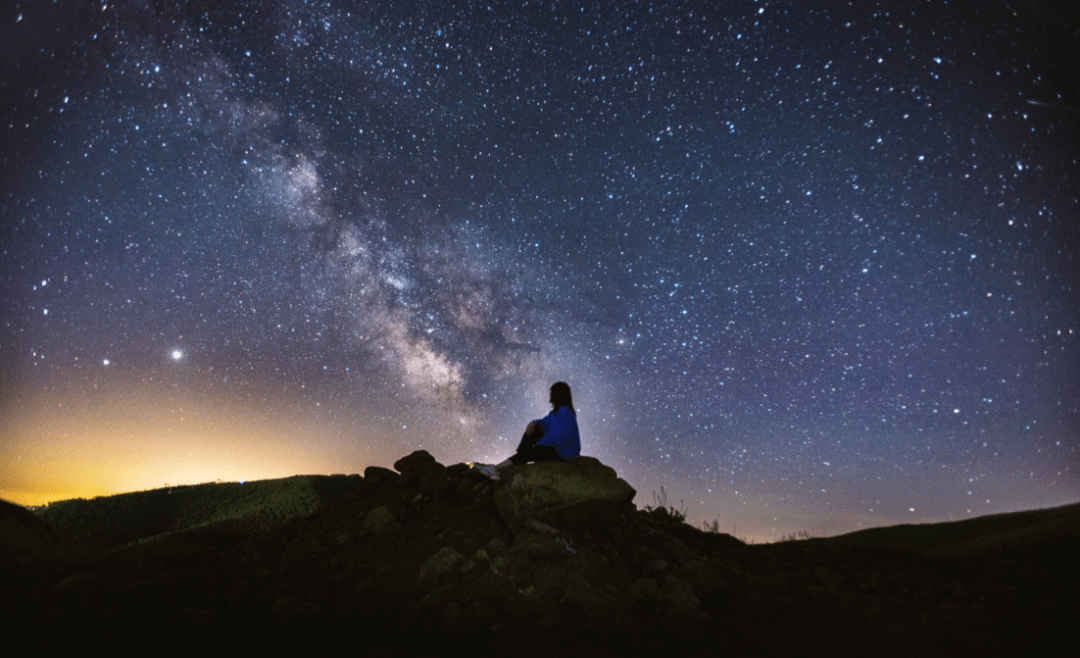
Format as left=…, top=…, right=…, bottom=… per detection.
left=0, top=381, right=389, bottom=507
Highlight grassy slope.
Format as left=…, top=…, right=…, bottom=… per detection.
left=33, top=474, right=366, bottom=549
left=806, top=501, right=1080, bottom=558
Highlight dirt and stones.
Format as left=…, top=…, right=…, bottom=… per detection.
left=3, top=453, right=1075, bottom=655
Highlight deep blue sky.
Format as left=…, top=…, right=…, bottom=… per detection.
left=2, top=0, right=1077, bottom=539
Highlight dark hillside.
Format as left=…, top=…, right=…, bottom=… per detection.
left=33, top=474, right=367, bottom=549
left=4, top=457, right=1077, bottom=655
left=807, top=502, right=1080, bottom=559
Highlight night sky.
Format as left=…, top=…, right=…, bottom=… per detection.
left=2, top=1, right=1078, bottom=541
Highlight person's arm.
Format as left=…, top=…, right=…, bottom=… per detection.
left=533, top=411, right=553, bottom=435
left=537, top=408, right=571, bottom=447
left=539, top=407, right=580, bottom=460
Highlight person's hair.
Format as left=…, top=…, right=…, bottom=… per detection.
left=550, top=381, right=576, bottom=415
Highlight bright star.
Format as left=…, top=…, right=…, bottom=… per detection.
left=171, top=349, right=183, bottom=361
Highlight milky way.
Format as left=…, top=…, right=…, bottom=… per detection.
left=2, top=0, right=1078, bottom=539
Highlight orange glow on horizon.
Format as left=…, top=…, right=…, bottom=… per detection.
left=0, top=382, right=393, bottom=508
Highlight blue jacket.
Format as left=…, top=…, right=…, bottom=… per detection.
left=534, top=406, right=581, bottom=461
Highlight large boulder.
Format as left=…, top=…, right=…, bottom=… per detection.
left=494, top=457, right=636, bottom=534
left=394, top=450, right=449, bottom=495
left=393, top=449, right=437, bottom=474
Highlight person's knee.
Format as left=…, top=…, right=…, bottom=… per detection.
left=525, top=421, right=544, bottom=440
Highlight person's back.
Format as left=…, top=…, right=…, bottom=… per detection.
left=533, top=403, right=580, bottom=462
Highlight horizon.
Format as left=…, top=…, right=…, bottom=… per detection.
left=5, top=451, right=1077, bottom=545
left=8, top=463, right=1079, bottom=548
left=2, top=1, right=1078, bottom=543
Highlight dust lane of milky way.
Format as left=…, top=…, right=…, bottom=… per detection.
left=1, top=0, right=1077, bottom=541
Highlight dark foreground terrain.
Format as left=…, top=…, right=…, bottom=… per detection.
left=3, top=456, right=1077, bottom=656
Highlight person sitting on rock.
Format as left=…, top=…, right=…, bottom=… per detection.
left=476, top=382, right=581, bottom=477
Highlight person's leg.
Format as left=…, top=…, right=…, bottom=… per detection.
left=508, top=443, right=566, bottom=466
left=498, top=421, right=545, bottom=469
left=516, top=421, right=544, bottom=452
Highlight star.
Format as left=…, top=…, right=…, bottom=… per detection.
left=0, top=0, right=1076, bottom=540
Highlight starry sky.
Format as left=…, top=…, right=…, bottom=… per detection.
left=2, top=0, right=1078, bottom=541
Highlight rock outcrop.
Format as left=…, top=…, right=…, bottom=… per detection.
left=394, top=449, right=449, bottom=495
left=494, top=456, right=636, bottom=534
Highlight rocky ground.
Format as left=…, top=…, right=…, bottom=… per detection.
left=3, top=454, right=1075, bottom=655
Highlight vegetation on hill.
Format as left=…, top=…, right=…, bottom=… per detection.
left=33, top=474, right=367, bottom=549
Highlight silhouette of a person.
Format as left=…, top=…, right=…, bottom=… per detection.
left=488, top=382, right=581, bottom=473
